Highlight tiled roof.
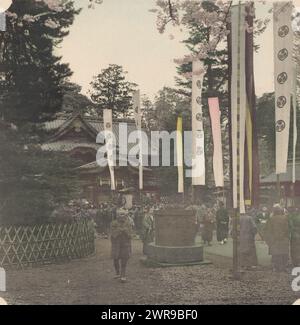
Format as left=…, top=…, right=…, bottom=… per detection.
left=41, top=114, right=153, bottom=153
left=44, top=119, right=66, bottom=131
left=41, top=141, right=100, bottom=152
left=43, top=116, right=137, bottom=133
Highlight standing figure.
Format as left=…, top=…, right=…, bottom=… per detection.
left=134, top=206, right=143, bottom=236
left=290, top=207, right=300, bottom=267
left=110, top=209, right=132, bottom=282
left=216, top=202, right=229, bottom=245
left=201, top=208, right=215, bottom=246
left=239, top=213, right=258, bottom=269
left=103, top=204, right=112, bottom=238
left=264, top=204, right=290, bottom=272
left=140, top=206, right=154, bottom=255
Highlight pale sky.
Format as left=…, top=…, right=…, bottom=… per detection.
left=57, top=0, right=288, bottom=100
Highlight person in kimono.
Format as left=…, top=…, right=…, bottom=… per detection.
left=201, top=207, right=215, bottom=246
left=216, top=202, right=229, bottom=245
left=140, top=206, right=154, bottom=255
left=110, top=208, right=132, bottom=282
left=264, top=204, right=290, bottom=272
left=239, top=212, right=258, bottom=269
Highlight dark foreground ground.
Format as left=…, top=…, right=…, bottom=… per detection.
left=2, top=238, right=299, bottom=305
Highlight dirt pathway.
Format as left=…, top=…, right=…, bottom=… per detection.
left=2, top=238, right=299, bottom=305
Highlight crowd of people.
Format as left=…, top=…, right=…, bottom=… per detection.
left=189, top=202, right=300, bottom=272
left=51, top=198, right=300, bottom=280
left=186, top=202, right=230, bottom=246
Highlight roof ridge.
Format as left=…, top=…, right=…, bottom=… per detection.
left=45, top=116, right=136, bottom=124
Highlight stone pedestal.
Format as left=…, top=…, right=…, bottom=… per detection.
left=145, top=208, right=204, bottom=266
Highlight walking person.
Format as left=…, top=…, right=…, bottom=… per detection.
left=239, top=212, right=258, bottom=269
left=264, top=204, right=290, bottom=272
left=110, top=208, right=132, bottom=283
left=216, top=202, right=229, bottom=245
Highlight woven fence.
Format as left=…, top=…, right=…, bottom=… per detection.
left=0, top=219, right=95, bottom=268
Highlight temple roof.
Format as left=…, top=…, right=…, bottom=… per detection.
left=41, top=141, right=100, bottom=152
left=42, top=112, right=142, bottom=153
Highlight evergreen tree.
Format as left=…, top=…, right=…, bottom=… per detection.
left=0, top=0, right=79, bottom=125
left=0, top=1, right=82, bottom=225
left=89, top=64, right=137, bottom=118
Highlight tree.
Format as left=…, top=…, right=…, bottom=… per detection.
left=61, top=82, right=95, bottom=115
left=0, top=124, right=83, bottom=226
left=146, top=87, right=190, bottom=132
left=0, top=0, right=79, bottom=125
left=142, top=87, right=191, bottom=195
left=0, top=1, right=82, bottom=226
left=89, top=64, right=137, bottom=118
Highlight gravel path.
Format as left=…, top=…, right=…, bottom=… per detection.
left=2, top=238, right=299, bottom=305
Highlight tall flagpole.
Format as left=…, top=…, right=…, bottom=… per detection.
left=133, top=90, right=143, bottom=186
left=230, top=1, right=247, bottom=279
left=292, top=67, right=298, bottom=204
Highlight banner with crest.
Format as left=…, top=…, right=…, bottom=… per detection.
left=273, top=1, right=293, bottom=175
left=192, top=60, right=205, bottom=186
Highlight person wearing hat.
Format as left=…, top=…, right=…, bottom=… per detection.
left=264, top=204, right=290, bottom=272
left=110, top=208, right=132, bottom=282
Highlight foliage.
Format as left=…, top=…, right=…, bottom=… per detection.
left=61, top=82, right=95, bottom=115
left=0, top=0, right=79, bottom=125
left=0, top=1, right=82, bottom=226
left=0, top=125, right=83, bottom=226
left=89, top=64, right=137, bottom=118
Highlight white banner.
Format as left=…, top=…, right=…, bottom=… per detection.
left=273, top=1, right=293, bottom=175
left=192, top=60, right=205, bottom=186
left=103, top=109, right=116, bottom=191
left=231, top=4, right=247, bottom=213
left=133, top=90, right=143, bottom=190
left=208, top=97, right=224, bottom=188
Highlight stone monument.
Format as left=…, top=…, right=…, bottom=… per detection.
left=145, top=207, right=205, bottom=266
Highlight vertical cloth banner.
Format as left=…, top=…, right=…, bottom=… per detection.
left=293, top=67, right=298, bottom=184
left=273, top=1, right=293, bottom=175
left=0, top=0, right=12, bottom=31
left=192, top=60, right=205, bottom=186
left=133, top=90, right=143, bottom=190
left=208, top=97, right=224, bottom=187
left=103, top=109, right=116, bottom=191
left=177, top=116, right=184, bottom=193
left=231, top=4, right=247, bottom=214
left=244, top=2, right=260, bottom=208
left=0, top=13, right=5, bottom=31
